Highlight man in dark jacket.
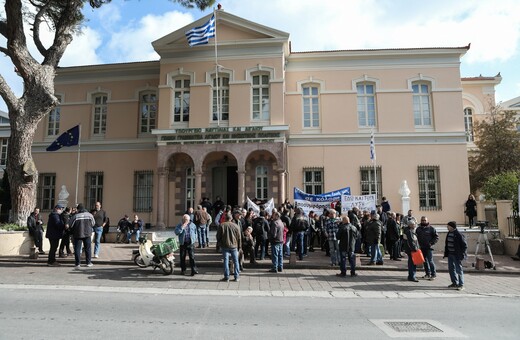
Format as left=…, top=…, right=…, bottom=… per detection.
left=252, top=211, right=269, bottom=260
left=444, top=221, right=468, bottom=290
left=416, top=216, right=439, bottom=280
left=268, top=211, right=285, bottom=273
left=336, top=216, right=359, bottom=277
left=69, top=203, right=95, bottom=269
left=27, top=207, right=45, bottom=254
left=290, top=208, right=309, bottom=260
left=45, top=205, right=65, bottom=266
left=385, top=212, right=401, bottom=261
left=366, top=211, right=383, bottom=265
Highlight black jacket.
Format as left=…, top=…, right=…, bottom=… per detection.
left=416, top=223, right=439, bottom=250
left=337, top=223, right=359, bottom=253
left=444, top=229, right=468, bottom=260
left=45, top=211, right=65, bottom=240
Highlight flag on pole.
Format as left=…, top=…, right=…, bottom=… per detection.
left=46, top=125, right=80, bottom=151
left=185, top=14, right=216, bottom=47
left=370, top=130, right=376, bottom=162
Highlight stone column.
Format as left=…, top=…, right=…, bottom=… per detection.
left=496, top=200, right=513, bottom=238
left=195, top=170, right=202, bottom=207
left=278, top=170, right=286, bottom=206
left=156, top=167, right=169, bottom=229
left=237, top=169, right=246, bottom=207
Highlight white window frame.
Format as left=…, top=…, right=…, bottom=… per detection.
left=255, top=165, right=268, bottom=200
left=252, top=74, right=270, bottom=121
left=303, top=167, right=323, bottom=195
left=412, top=81, right=433, bottom=127
left=139, top=91, right=157, bottom=134
left=186, top=167, right=195, bottom=211
left=357, top=82, right=377, bottom=128
left=173, top=78, right=190, bottom=125
left=464, top=107, right=474, bottom=142
left=0, top=138, right=8, bottom=166
left=92, top=93, right=108, bottom=136
left=302, top=85, right=320, bottom=128
left=47, top=95, right=61, bottom=136
left=212, top=75, right=229, bottom=123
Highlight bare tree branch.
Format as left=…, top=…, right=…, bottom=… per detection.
left=0, top=73, right=20, bottom=112
left=0, top=20, right=7, bottom=39
left=0, top=46, right=11, bottom=57
left=32, top=1, right=52, bottom=58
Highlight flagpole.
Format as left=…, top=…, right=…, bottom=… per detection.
left=214, top=9, right=220, bottom=127
left=371, top=130, right=378, bottom=205
left=75, top=124, right=81, bottom=205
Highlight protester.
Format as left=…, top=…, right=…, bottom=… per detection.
left=92, top=201, right=107, bottom=258
left=69, top=203, right=95, bottom=269
left=58, top=207, right=72, bottom=257
left=268, top=211, right=284, bottom=273
left=336, top=216, right=359, bottom=277
left=416, top=216, right=439, bottom=280
left=174, top=214, right=199, bottom=276
left=45, top=205, right=65, bottom=266
left=216, top=212, right=242, bottom=282
left=444, top=221, right=468, bottom=290
left=27, top=207, right=45, bottom=254
left=402, top=220, right=420, bottom=282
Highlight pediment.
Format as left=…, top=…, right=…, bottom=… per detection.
left=152, top=11, right=289, bottom=53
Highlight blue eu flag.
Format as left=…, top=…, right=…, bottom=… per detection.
left=46, top=125, right=80, bottom=151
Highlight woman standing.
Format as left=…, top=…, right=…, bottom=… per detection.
left=465, top=194, right=477, bottom=228
left=402, top=220, right=420, bottom=282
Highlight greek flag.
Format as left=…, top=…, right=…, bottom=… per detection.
left=370, top=131, right=376, bottom=162
left=185, top=14, right=215, bottom=47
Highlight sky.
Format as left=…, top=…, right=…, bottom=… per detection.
left=1, top=0, right=519, bottom=112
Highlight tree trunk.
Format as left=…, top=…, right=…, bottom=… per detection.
left=6, top=113, right=39, bottom=226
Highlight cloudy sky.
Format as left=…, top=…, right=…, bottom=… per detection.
left=1, top=0, right=519, bottom=111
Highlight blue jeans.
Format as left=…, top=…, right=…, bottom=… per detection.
left=93, top=226, right=102, bottom=256
left=271, top=242, right=283, bottom=270
left=448, top=254, right=464, bottom=286
left=222, top=247, right=240, bottom=280
left=407, top=253, right=417, bottom=280
left=74, top=237, right=92, bottom=266
left=339, top=251, right=356, bottom=275
left=197, top=224, right=207, bottom=247
left=421, top=248, right=436, bottom=277
left=369, top=243, right=382, bottom=263
left=284, top=235, right=292, bottom=256
left=296, top=231, right=305, bottom=260
left=328, top=240, right=339, bottom=265
left=127, top=229, right=141, bottom=243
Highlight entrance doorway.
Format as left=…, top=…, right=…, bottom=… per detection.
left=212, top=166, right=238, bottom=207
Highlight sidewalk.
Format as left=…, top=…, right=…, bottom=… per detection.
left=1, top=237, right=519, bottom=275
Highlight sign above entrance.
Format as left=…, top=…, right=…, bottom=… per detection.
left=154, top=125, right=288, bottom=145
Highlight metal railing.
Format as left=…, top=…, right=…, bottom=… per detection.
left=507, top=211, right=520, bottom=237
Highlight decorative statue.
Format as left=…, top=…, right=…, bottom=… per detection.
left=399, top=180, right=411, bottom=198
left=58, top=185, right=69, bottom=206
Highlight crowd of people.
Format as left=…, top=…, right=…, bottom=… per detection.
left=28, top=195, right=468, bottom=290
left=173, top=196, right=467, bottom=289
left=27, top=201, right=144, bottom=270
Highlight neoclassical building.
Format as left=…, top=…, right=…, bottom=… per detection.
left=28, top=11, right=501, bottom=226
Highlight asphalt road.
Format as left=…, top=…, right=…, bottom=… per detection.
left=0, top=285, right=518, bottom=340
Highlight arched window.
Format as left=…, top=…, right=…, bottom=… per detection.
left=464, top=108, right=474, bottom=142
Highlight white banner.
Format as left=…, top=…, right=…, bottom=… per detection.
left=246, top=197, right=275, bottom=215
left=341, top=194, right=377, bottom=214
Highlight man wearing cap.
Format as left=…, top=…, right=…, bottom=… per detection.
left=69, top=204, right=96, bottom=269
left=444, top=221, right=468, bottom=290
left=45, top=205, right=65, bottom=266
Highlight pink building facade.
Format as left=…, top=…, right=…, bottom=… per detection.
left=29, top=11, right=497, bottom=226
